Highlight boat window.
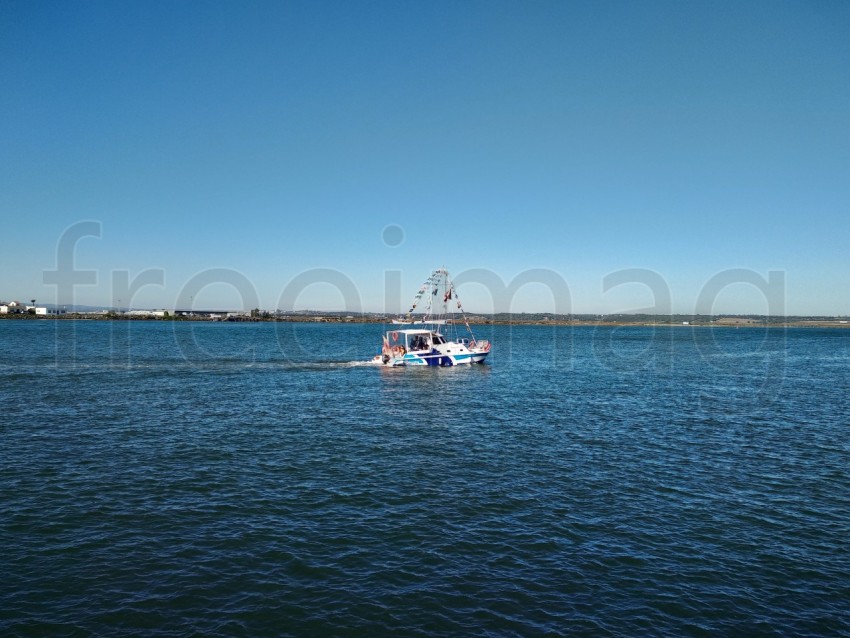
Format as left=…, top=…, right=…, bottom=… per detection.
left=409, top=335, right=429, bottom=350
left=432, top=335, right=445, bottom=344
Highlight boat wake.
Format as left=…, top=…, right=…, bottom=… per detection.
left=336, top=360, right=380, bottom=368
left=269, top=359, right=380, bottom=370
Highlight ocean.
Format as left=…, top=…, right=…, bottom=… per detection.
left=1, top=320, right=849, bottom=636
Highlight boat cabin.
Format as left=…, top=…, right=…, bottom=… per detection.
left=387, top=329, right=447, bottom=353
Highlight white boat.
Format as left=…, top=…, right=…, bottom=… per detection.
left=376, top=328, right=490, bottom=366
left=372, top=268, right=491, bottom=367
left=390, top=318, right=448, bottom=325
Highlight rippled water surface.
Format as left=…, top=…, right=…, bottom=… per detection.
left=2, top=320, right=849, bottom=636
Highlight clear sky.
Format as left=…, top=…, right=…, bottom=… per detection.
left=2, top=1, right=848, bottom=315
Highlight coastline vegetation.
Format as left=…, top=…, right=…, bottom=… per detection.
left=1, top=311, right=847, bottom=328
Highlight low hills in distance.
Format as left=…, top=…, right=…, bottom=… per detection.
left=1, top=305, right=847, bottom=327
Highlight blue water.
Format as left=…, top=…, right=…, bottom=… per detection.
left=2, top=320, right=849, bottom=636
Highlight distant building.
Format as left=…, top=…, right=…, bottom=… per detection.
left=715, top=317, right=759, bottom=325
left=1, top=302, right=27, bottom=314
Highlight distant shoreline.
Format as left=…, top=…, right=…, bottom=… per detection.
left=2, top=314, right=849, bottom=328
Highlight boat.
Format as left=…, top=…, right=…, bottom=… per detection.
left=372, top=268, right=491, bottom=367
left=390, top=318, right=448, bottom=325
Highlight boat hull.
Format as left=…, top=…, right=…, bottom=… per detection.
left=397, top=350, right=489, bottom=366
left=371, top=351, right=488, bottom=367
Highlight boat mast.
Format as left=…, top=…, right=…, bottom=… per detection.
left=401, top=268, right=477, bottom=340
left=443, top=270, right=477, bottom=342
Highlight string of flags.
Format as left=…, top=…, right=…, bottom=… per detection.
left=404, top=270, right=466, bottom=317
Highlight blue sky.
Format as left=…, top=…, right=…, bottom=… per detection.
left=2, top=1, right=848, bottom=314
